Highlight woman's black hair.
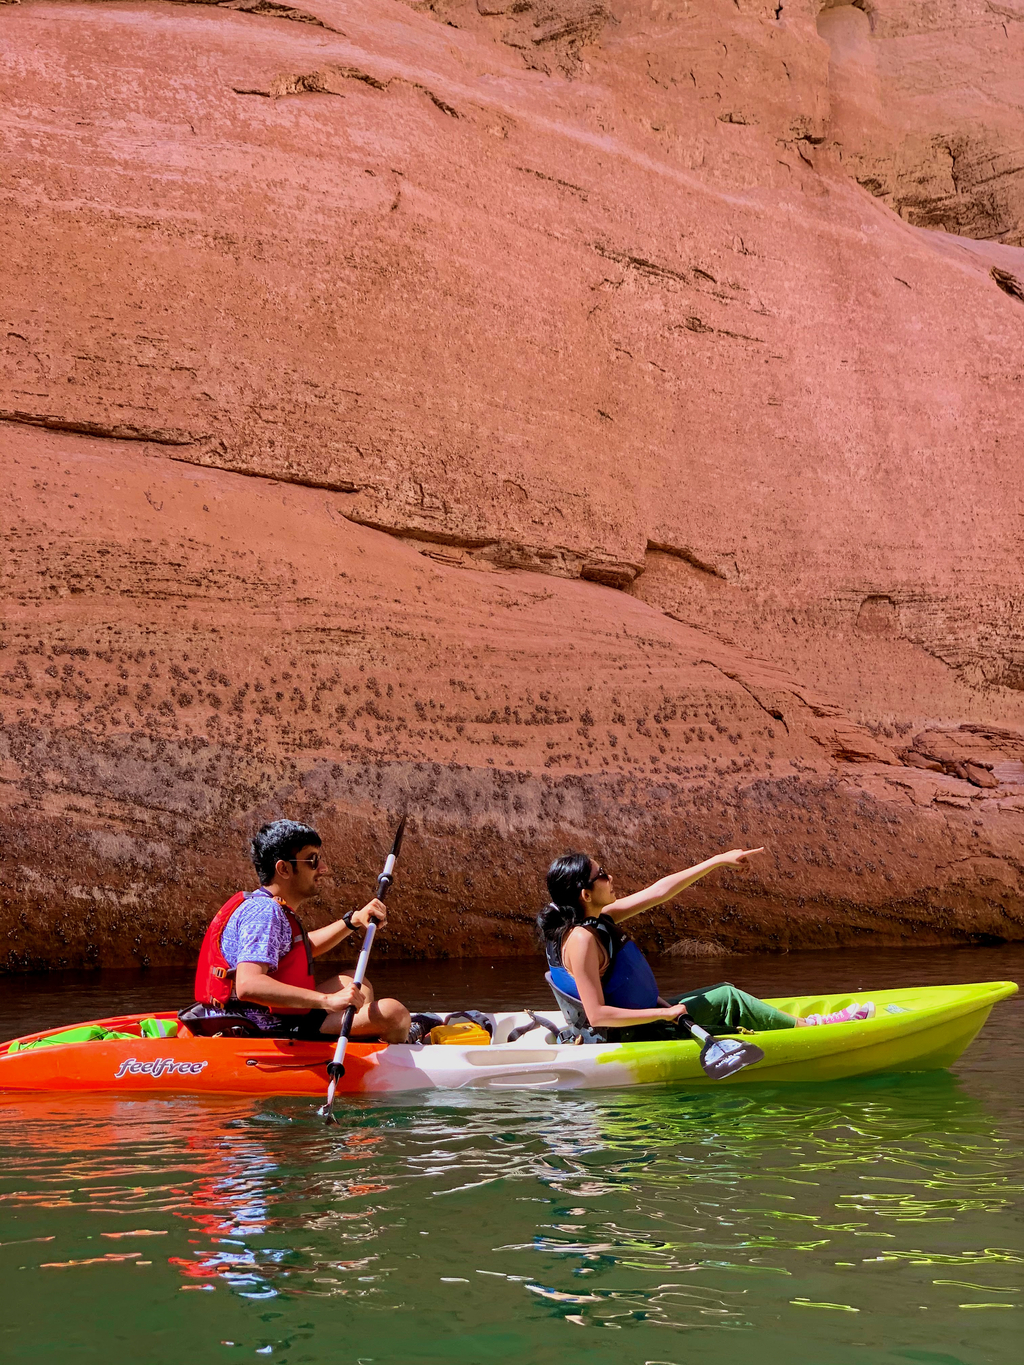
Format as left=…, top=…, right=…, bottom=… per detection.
left=536, top=851, right=595, bottom=946
left=250, top=820, right=322, bottom=885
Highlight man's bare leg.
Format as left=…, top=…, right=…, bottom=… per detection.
left=317, top=974, right=411, bottom=1043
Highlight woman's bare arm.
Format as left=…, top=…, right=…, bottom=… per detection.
left=603, top=847, right=764, bottom=923
left=562, top=930, right=689, bottom=1029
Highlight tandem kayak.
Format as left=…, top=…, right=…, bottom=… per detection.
left=0, top=981, right=1016, bottom=1096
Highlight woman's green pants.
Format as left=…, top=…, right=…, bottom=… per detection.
left=670, top=982, right=795, bottom=1033
left=607, top=982, right=794, bottom=1042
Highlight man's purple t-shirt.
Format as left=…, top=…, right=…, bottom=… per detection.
left=221, top=888, right=294, bottom=970
left=221, top=889, right=305, bottom=1030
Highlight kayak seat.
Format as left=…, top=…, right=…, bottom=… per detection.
left=177, top=1003, right=263, bottom=1038
left=544, top=972, right=590, bottom=1033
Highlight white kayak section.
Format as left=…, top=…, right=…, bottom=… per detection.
left=363, top=1009, right=636, bottom=1092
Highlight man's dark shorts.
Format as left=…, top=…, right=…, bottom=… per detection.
left=264, top=1008, right=329, bottom=1039
left=178, top=1003, right=329, bottom=1039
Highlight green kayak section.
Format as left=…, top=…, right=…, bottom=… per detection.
left=598, top=982, right=1018, bottom=1086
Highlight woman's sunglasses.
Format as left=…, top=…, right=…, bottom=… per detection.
left=585, top=866, right=610, bottom=887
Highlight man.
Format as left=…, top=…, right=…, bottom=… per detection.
left=191, top=819, right=410, bottom=1042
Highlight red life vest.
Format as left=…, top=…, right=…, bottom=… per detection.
left=194, top=892, right=316, bottom=1015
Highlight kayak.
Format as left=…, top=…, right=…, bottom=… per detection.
left=0, top=981, right=1015, bottom=1096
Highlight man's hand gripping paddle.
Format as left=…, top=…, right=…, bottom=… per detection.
left=677, top=1016, right=765, bottom=1080
left=317, top=815, right=407, bottom=1125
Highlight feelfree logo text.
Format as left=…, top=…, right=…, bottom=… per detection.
left=114, top=1057, right=208, bottom=1079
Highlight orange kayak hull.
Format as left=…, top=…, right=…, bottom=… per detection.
left=0, top=1012, right=386, bottom=1096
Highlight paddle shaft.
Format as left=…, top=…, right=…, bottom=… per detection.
left=319, top=822, right=405, bottom=1121
left=322, top=920, right=377, bottom=1098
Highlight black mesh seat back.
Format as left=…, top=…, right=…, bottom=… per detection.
left=178, top=1003, right=262, bottom=1038
left=544, top=972, right=590, bottom=1032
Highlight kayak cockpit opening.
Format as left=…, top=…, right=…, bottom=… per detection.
left=5, top=1015, right=181, bottom=1054
left=403, top=1010, right=567, bottom=1046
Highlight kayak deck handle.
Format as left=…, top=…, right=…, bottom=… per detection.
left=245, top=1058, right=327, bottom=1072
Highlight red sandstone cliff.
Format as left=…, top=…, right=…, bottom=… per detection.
left=2, top=0, right=1023, bottom=969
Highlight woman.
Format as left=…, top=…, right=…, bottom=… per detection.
left=538, top=850, right=874, bottom=1041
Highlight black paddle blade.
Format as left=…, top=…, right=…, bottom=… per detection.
left=698, top=1035, right=766, bottom=1080
left=317, top=1102, right=339, bottom=1125
left=390, top=814, right=408, bottom=859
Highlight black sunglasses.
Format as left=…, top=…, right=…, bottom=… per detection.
left=585, top=866, right=610, bottom=887
left=291, top=853, right=321, bottom=869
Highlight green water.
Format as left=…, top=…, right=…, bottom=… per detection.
left=1, top=946, right=1021, bottom=1365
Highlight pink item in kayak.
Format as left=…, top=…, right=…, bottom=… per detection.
left=800, top=1001, right=876, bottom=1026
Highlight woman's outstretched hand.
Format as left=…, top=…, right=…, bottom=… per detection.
left=716, top=847, right=765, bottom=867
left=602, top=847, right=768, bottom=924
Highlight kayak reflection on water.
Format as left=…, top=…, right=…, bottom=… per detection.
left=2, top=1063, right=1009, bottom=1311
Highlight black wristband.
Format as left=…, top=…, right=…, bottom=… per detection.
left=341, top=909, right=358, bottom=932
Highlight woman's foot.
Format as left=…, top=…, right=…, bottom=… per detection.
left=797, top=1002, right=876, bottom=1027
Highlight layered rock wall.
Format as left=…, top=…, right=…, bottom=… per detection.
left=819, top=0, right=1024, bottom=244
left=2, top=0, right=1024, bottom=969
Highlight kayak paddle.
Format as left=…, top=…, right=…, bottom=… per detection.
left=317, top=814, right=407, bottom=1125
left=678, top=1016, right=765, bottom=1080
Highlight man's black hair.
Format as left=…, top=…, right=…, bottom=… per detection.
left=250, top=820, right=322, bottom=885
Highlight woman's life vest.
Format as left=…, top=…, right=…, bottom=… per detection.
left=545, top=913, right=661, bottom=1011
left=194, top=892, right=316, bottom=1015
